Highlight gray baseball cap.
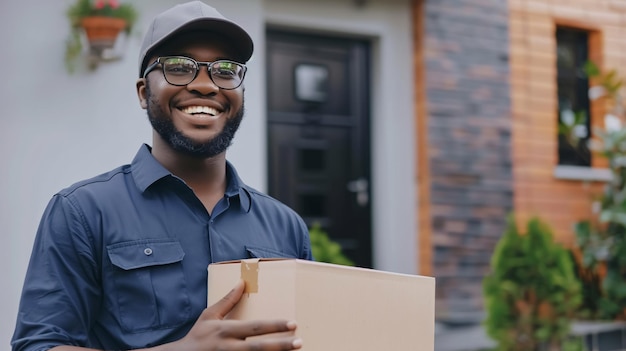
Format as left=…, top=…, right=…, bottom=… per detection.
left=138, top=1, right=254, bottom=77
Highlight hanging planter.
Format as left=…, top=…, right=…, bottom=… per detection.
left=65, top=0, right=138, bottom=73
left=80, top=16, right=127, bottom=50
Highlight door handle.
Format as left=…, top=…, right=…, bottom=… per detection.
left=347, top=177, right=369, bottom=207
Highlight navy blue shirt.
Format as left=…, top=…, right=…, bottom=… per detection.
left=12, top=144, right=312, bottom=351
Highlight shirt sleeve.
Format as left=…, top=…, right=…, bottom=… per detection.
left=297, top=216, right=313, bottom=261
left=12, top=194, right=101, bottom=351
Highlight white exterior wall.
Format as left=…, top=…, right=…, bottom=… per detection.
left=0, top=0, right=415, bottom=347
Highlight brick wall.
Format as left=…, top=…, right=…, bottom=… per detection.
left=509, top=0, right=626, bottom=245
left=417, top=0, right=626, bottom=322
left=419, top=0, right=513, bottom=320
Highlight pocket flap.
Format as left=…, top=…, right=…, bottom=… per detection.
left=245, top=246, right=291, bottom=259
left=108, top=239, right=185, bottom=270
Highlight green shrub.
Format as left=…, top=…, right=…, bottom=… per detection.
left=483, top=216, right=583, bottom=351
left=570, top=62, right=626, bottom=321
left=309, top=223, right=354, bottom=266
left=574, top=220, right=626, bottom=320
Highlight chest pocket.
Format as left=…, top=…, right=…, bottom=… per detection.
left=107, top=239, right=191, bottom=332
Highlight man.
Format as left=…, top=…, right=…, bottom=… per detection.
left=12, top=2, right=311, bottom=350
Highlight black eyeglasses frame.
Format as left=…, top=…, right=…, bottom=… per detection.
left=142, top=56, right=247, bottom=90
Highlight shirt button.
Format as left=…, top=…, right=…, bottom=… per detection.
left=144, top=248, right=153, bottom=256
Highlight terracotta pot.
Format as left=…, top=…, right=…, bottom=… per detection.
left=80, top=16, right=126, bottom=49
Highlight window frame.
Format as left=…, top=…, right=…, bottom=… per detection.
left=556, top=26, right=592, bottom=167
left=552, top=20, right=606, bottom=180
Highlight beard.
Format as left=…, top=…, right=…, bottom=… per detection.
left=145, top=84, right=244, bottom=159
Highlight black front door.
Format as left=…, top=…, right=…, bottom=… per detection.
left=266, top=30, right=372, bottom=267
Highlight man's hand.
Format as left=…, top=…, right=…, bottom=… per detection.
left=49, top=280, right=302, bottom=351
left=165, top=280, right=302, bottom=351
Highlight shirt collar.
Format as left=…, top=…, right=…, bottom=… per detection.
left=131, top=144, right=172, bottom=192
left=225, top=161, right=252, bottom=213
left=131, top=144, right=252, bottom=212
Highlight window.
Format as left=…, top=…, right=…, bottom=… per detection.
left=556, top=27, right=591, bottom=166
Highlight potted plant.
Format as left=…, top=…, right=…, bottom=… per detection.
left=65, top=0, right=138, bottom=72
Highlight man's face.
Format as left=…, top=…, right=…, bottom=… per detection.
left=137, top=32, right=245, bottom=158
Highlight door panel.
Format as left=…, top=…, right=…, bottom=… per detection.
left=266, top=30, right=372, bottom=268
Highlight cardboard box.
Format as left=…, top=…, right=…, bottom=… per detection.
left=207, top=259, right=435, bottom=350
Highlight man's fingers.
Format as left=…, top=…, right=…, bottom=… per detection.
left=222, top=334, right=303, bottom=351
left=222, top=320, right=297, bottom=339
left=200, top=282, right=302, bottom=349
left=205, top=280, right=246, bottom=319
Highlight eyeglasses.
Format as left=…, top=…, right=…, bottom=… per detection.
left=143, top=56, right=247, bottom=90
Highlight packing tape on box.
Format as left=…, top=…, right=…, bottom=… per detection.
left=241, top=259, right=259, bottom=293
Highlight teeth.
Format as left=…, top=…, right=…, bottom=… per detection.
left=181, top=106, right=218, bottom=116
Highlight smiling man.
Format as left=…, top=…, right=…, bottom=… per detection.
left=11, top=2, right=311, bottom=351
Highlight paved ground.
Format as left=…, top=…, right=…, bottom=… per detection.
left=434, top=321, right=626, bottom=351
left=434, top=323, right=494, bottom=351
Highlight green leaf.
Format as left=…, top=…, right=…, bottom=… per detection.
left=583, top=60, right=601, bottom=77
